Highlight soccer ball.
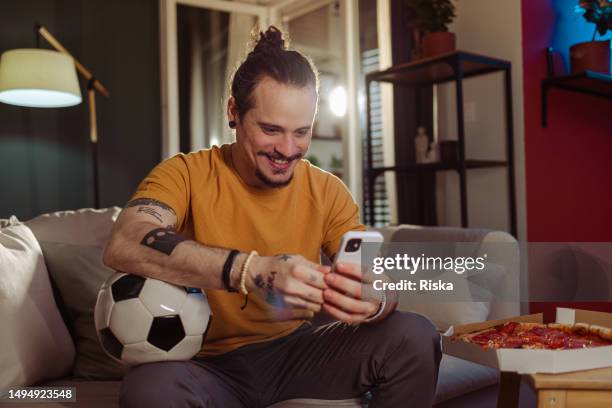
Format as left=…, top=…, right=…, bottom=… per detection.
left=94, top=272, right=212, bottom=366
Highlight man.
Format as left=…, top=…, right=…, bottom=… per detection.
left=104, top=26, right=441, bottom=408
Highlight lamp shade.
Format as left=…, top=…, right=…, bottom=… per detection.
left=0, top=49, right=82, bottom=108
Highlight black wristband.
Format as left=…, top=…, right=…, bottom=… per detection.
left=222, top=249, right=240, bottom=293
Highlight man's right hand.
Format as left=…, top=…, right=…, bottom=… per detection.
left=245, top=254, right=330, bottom=313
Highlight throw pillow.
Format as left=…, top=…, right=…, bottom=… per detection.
left=383, top=225, right=492, bottom=331
left=41, top=242, right=126, bottom=379
left=0, top=222, right=75, bottom=388
left=26, top=207, right=121, bottom=246
left=26, top=207, right=127, bottom=380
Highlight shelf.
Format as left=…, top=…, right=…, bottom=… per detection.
left=365, top=50, right=510, bottom=87
left=363, top=50, right=516, bottom=236
left=541, top=70, right=612, bottom=127
left=312, top=135, right=341, bottom=141
left=367, top=160, right=508, bottom=178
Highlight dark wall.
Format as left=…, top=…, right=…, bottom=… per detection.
left=0, top=0, right=160, bottom=219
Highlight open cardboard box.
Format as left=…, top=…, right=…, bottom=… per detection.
left=442, top=308, right=612, bottom=374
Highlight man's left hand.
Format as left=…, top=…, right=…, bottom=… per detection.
left=322, top=262, right=382, bottom=324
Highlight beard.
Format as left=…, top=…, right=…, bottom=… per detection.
left=254, top=150, right=303, bottom=188
left=255, top=169, right=294, bottom=188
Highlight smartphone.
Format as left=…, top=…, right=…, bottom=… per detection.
left=333, top=231, right=384, bottom=270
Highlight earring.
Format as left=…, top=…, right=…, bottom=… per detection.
left=229, top=120, right=236, bottom=129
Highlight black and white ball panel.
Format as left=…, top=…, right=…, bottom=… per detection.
left=148, top=315, right=185, bottom=351
left=98, top=327, right=123, bottom=360
left=122, top=341, right=168, bottom=365
left=166, top=335, right=205, bottom=360
left=111, top=274, right=146, bottom=301
left=94, top=285, right=113, bottom=330
left=95, top=272, right=212, bottom=365
left=109, top=298, right=153, bottom=345
left=180, top=292, right=212, bottom=336
left=138, top=278, right=188, bottom=316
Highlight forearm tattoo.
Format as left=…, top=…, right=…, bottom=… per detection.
left=141, top=227, right=186, bottom=255
left=126, top=198, right=177, bottom=215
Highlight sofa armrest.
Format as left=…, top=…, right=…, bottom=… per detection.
left=371, top=225, right=521, bottom=327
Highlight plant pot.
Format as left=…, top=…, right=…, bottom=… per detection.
left=422, top=32, right=456, bottom=58
left=570, top=40, right=610, bottom=75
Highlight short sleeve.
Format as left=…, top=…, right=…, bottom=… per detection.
left=321, top=176, right=366, bottom=260
left=129, top=154, right=191, bottom=230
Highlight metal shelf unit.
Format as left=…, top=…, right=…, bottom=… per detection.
left=364, top=50, right=517, bottom=237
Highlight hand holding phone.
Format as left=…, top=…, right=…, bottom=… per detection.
left=333, top=231, right=383, bottom=271
left=323, top=231, right=384, bottom=323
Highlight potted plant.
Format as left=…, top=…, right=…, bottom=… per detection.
left=404, top=0, right=457, bottom=59
left=572, top=0, right=612, bottom=74
left=305, top=155, right=321, bottom=168
left=329, top=154, right=343, bottom=178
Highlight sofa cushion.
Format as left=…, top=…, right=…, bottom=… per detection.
left=37, top=379, right=121, bottom=408
left=0, top=220, right=75, bottom=388
left=26, top=207, right=121, bottom=246
left=41, top=242, right=126, bottom=380
left=0, top=215, right=19, bottom=228
left=38, top=355, right=500, bottom=408
left=26, top=207, right=126, bottom=380
left=380, top=225, right=492, bottom=331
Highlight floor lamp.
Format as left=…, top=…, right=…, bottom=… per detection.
left=0, top=24, right=109, bottom=208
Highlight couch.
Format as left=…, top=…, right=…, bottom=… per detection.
left=0, top=208, right=536, bottom=407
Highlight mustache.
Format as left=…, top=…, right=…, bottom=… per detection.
left=257, top=151, right=303, bottom=161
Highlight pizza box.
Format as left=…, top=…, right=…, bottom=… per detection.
left=442, top=308, right=612, bottom=374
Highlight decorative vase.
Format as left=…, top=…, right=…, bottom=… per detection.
left=570, top=40, right=611, bottom=75
left=422, top=32, right=456, bottom=58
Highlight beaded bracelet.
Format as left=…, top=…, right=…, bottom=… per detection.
left=239, top=250, right=258, bottom=309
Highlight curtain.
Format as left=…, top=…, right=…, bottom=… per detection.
left=223, top=10, right=256, bottom=145
left=178, top=6, right=229, bottom=152
left=177, top=4, right=258, bottom=151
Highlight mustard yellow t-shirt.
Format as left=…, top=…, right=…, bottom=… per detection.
left=130, top=143, right=365, bottom=356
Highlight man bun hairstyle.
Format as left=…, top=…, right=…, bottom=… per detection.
left=230, top=25, right=319, bottom=119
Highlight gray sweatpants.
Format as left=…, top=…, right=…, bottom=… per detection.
left=120, top=311, right=441, bottom=408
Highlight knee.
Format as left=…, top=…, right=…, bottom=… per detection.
left=120, top=362, right=197, bottom=408
left=376, top=311, right=441, bottom=362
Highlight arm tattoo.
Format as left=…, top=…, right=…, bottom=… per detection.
left=141, top=227, right=186, bottom=255
left=277, top=254, right=292, bottom=262
left=254, top=272, right=280, bottom=305
left=137, top=206, right=163, bottom=223
left=126, top=198, right=176, bottom=215
left=265, top=271, right=278, bottom=305
left=254, top=274, right=266, bottom=289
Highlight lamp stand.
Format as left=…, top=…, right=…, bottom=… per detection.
left=88, top=81, right=100, bottom=209
left=36, top=24, right=109, bottom=208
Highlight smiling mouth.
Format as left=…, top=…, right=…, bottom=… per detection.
left=266, top=155, right=291, bottom=170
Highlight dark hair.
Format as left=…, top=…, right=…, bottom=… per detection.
left=230, top=26, right=319, bottom=119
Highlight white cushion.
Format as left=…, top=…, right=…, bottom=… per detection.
left=26, top=207, right=126, bottom=380
left=26, top=207, right=121, bottom=246
left=0, top=221, right=75, bottom=388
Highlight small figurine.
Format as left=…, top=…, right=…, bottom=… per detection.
left=415, top=126, right=429, bottom=164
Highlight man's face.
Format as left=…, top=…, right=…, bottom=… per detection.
left=231, top=76, right=317, bottom=188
